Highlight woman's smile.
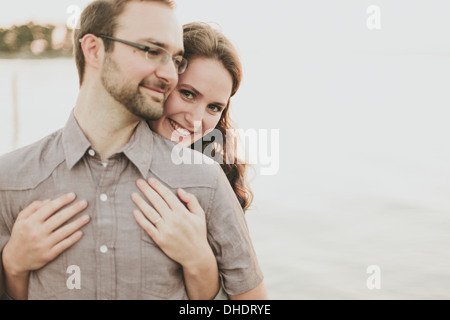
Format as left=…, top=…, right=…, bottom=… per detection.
left=168, top=118, right=193, bottom=137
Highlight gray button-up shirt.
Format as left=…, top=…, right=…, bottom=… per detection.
left=0, top=112, right=263, bottom=300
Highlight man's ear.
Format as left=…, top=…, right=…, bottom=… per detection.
left=80, top=34, right=104, bottom=71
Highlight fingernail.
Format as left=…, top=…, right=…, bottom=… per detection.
left=137, top=179, right=146, bottom=187
left=67, top=192, right=76, bottom=200
left=82, top=215, right=90, bottom=222
left=79, top=200, right=88, bottom=208
left=178, top=188, right=187, bottom=196
left=148, top=177, right=157, bottom=185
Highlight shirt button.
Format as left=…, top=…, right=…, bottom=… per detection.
left=100, top=194, right=108, bottom=202
left=100, top=245, right=108, bottom=254
left=88, top=149, right=96, bottom=157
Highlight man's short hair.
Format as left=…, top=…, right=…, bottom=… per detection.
left=73, top=0, right=176, bottom=86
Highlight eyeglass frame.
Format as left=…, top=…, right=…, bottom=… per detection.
left=79, top=34, right=188, bottom=74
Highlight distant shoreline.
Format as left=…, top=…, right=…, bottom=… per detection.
left=0, top=53, right=73, bottom=60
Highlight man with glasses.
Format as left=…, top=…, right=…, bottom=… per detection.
left=0, top=0, right=264, bottom=300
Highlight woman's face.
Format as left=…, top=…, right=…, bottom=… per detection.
left=149, top=57, right=233, bottom=147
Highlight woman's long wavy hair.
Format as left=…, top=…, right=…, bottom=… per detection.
left=183, top=22, right=253, bottom=211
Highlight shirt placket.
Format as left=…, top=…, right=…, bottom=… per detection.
left=93, top=155, right=119, bottom=300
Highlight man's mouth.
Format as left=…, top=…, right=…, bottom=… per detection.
left=140, top=85, right=165, bottom=101
left=168, top=119, right=193, bottom=137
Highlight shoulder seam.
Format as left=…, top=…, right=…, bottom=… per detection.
left=0, top=158, right=65, bottom=191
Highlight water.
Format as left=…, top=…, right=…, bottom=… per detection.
left=239, top=51, right=450, bottom=299
left=0, top=59, right=80, bottom=154
left=1, top=55, right=449, bottom=299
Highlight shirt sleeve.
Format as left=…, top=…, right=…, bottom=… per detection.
left=0, top=255, right=4, bottom=299
left=0, top=211, right=10, bottom=299
left=0, top=190, right=15, bottom=300
left=206, top=165, right=264, bottom=296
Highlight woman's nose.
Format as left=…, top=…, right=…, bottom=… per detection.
left=185, top=106, right=204, bottom=131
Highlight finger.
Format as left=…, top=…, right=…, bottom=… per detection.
left=16, top=199, right=51, bottom=221
left=33, top=193, right=77, bottom=222
left=146, top=178, right=186, bottom=212
left=177, top=189, right=205, bottom=218
left=136, top=179, right=173, bottom=218
left=131, top=192, right=164, bottom=226
left=133, top=210, right=159, bottom=243
left=48, top=230, right=84, bottom=261
left=49, top=214, right=90, bottom=245
left=45, top=200, right=88, bottom=233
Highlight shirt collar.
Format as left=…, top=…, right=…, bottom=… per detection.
left=120, top=119, right=153, bottom=179
left=61, top=111, right=153, bottom=178
left=62, top=110, right=91, bottom=170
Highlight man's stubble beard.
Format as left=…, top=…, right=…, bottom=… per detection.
left=101, top=54, right=166, bottom=121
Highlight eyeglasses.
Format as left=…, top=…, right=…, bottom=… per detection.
left=82, top=35, right=188, bottom=74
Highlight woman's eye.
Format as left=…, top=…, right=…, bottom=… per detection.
left=208, top=105, right=222, bottom=113
left=180, top=90, right=194, bottom=100
left=173, top=57, right=182, bottom=66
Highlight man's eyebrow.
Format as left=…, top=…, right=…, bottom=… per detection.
left=139, top=38, right=184, bottom=56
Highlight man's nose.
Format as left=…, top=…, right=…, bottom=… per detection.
left=155, top=60, right=178, bottom=90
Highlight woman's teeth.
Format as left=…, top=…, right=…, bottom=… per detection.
left=169, top=119, right=191, bottom=137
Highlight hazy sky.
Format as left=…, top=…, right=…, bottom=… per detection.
left=2, top=0, right=450, bottom=52
left=0, top=0, right=90, bottom=26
